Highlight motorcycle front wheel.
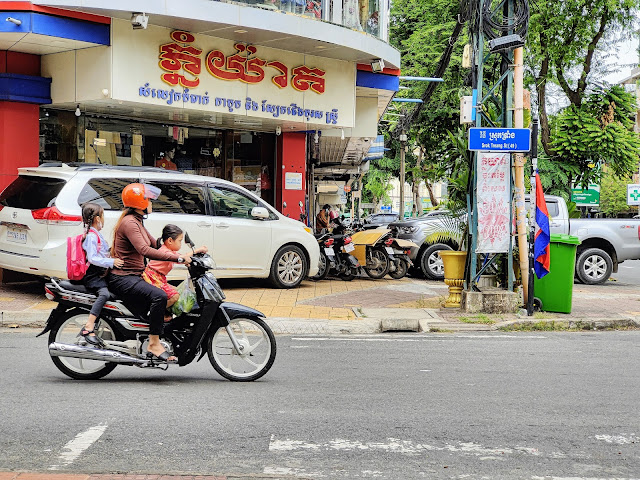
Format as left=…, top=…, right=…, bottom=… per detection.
left=207, top=317, right=276, bottom=381
left=48, top=311, right=120, bottom=380
left=310, top=251, right=330, bottom=281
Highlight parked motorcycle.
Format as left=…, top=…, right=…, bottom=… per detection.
left=350, top=228, right=394, bottom=279
left=309, top=231, right=360, bottom=281
left=37, top=233, right=276, bottom=381
left=387, top=238, right=418, bottom=279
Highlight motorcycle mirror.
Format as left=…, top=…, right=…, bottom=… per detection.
left=184, top=232, right=195, bottom=249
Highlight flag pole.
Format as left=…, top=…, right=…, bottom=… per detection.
left=527, top=118, right=539, bottom=316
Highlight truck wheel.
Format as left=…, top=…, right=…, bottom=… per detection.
left=420, top=244, right=452, bottom=280
left=576, top=248, right=612, bottom=285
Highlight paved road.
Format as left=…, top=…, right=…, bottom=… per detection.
left=610, top=259, right=640, bottom=285
left=1, top=328, right=639, bottom=479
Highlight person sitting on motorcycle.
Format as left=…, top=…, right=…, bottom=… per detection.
left=315, top=204, right=330, bottom=233
left=108, top=183, right=192, bottom=363
left=142, top=224, right=207, bottom=317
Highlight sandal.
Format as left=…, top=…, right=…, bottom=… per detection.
left=146, top=350, right=178, bottom=364
left=78, top=327, right=102, bottom=346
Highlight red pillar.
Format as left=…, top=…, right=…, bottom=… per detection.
left=0, top=102, right=39, bottom=191
left=0, top=51, right=42, bottom=191
left=276, top=132, right=307, bottom=219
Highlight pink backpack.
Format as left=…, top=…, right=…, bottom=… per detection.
left=66, top=231, right=100, bottom=281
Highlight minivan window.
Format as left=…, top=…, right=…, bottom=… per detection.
left=209, top=186, right=259, bottom=219
left=0, top=175, right=66, bottom=209
left=144, top=182, right=207, bottom=215
left=77, top=178, right=135, bottom=210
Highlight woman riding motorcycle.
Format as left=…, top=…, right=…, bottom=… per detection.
left=108, top=183, right=192, bottom=363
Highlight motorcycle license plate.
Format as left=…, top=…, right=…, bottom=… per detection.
left=385, top=247, right=394, bottom=255
left=344, top=243, right=355, bottom=253
left=7, top=228, right=27, bottom=244
left=324, top=247, right=335, bottom=257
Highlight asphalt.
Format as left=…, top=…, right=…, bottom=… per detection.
left=0, top=275, right=639, bottom=334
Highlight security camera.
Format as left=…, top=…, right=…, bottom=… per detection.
left=131, top=13, right=149, bottom=30
left=6, top=17, right=22, bottom=26
left=275, top=126, right=282, bottom=136
left=370, top=59, right=385, bottom=73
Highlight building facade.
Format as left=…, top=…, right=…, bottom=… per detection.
left=0, top=0, right=399, bottom=219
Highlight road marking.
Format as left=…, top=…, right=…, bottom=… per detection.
left=595, top=433, right=639, bottom=444
left=419, top=369, right=431, bottom=372
left=268, top=435, right=541, bottom=457
left=49, top=423, right=108, bottom=470
left=291, top=335, right=546, bottom=342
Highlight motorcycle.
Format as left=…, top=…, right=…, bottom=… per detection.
left=387, top=238, right=418, bottom=279
left=37, top=233, right=276, bottom=381
left=349, top=228, right=394, bottom=279
left=309, top=231, right=360, bottom=281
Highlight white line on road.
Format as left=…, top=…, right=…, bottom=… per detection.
left=48, top=423, right=108, bottom=470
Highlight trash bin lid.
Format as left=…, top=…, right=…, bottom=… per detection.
left=549, top=233, right=581, bottom=245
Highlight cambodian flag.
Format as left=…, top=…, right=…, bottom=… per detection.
left=534, top=172, right=551, bottom=279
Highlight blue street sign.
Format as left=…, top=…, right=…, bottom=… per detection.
left=468, top=127, right=531, bottom=152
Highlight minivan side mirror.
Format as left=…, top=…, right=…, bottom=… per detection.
left=251, top=207, right=270, bottom=220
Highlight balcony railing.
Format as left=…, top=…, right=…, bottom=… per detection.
left=215, top=0, right=389, bottom=42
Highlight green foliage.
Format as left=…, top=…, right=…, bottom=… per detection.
left=599, top=170, right=634, bottom=217
left=363, top=164, right=394, bottom=206
left=566, top=201, right=582, bottom=219
left=550, top=85, right=640, bottom=188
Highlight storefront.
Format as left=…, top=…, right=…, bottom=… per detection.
left=37, top=18, right=357, bottom=215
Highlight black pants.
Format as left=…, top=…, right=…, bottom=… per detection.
left=83, top=266, right=112, bottom=318
left=108, top=273, right=168, bottom=335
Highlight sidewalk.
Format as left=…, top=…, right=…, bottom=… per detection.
left=1, top=276, right=639, bottom=334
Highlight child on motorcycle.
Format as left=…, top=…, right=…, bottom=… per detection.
left=142, top=224, right=207, bottom=317
left=78, top=203, right=124, bottom=345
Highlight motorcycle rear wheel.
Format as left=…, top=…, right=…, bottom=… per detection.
left=389, top=258, right=408, bottom=279
left=364, top=248, right=390, bottom=279
left=208, top=317, right=276, bottom=381
left=48, top=311, right=120, bottom=380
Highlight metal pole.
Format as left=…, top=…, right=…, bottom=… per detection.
left=527, top=118, right=539, bottom=315
left=399, top=130, right=407, bottom=219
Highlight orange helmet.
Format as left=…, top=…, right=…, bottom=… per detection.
left=122, top=183, right=161, bottom=210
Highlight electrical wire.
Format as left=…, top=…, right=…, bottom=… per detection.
left=481, top=0, right=529, bottom=40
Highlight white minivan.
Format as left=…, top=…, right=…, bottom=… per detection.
left=0, top=164, right=319, bottom=288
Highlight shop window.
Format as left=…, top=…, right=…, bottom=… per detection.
left=143, top=182, right=207, bottom=215
left=209, top=185, right=260, bottom=219
left=77, top=178, right=137, bottom=210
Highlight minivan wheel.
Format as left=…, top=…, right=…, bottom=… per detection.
left=575, top=248, right=612, bottom=285
left=420, top=244, right=452, bottom=280
left=269, top=245, right=307, bottom=288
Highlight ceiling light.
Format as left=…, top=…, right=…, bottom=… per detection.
left=341, top=129, right=345, bottom=140
left=314, top=131, right=319, bottom=144
left=316, top=45, right=327, bottom=49
left=75, top=105, right=81, bottom=117
left=234, top=29, right=248, bottom=33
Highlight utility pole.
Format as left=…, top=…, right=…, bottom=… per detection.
left=399, top=130, right=407, bottom=219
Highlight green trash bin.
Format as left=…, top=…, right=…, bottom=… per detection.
left=533, top=234, right=581, bottom=314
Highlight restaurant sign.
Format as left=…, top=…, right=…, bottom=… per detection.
left=111, top=20, right=355, bottom=128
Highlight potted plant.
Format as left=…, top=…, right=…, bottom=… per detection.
left=422, top=129, right=472, bottom=307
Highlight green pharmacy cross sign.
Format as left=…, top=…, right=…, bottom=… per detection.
left=628, top=184, right=640, bottom=206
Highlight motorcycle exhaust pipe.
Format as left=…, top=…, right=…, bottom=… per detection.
left=48, top=342, right=149, bottom=365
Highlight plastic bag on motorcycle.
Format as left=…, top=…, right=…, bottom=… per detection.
left=171, top=279, right=198, bottom=315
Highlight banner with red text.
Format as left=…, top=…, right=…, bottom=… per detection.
left=477, top=152, right=511, bottom=253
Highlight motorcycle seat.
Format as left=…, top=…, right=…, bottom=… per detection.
left=57, top=280, right=115, bottom=300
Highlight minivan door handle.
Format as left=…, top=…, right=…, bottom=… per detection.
left=197, top=221, right=211, bottom=228
left=216, top=222, right=230, bottom=229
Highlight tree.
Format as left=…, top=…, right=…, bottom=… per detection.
left=599, top=169, right=634, bottom=217
left=550, top=85, right=640, bottom=188
left=526, top=0, right=640, bottom=155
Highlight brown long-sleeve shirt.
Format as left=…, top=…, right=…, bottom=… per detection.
left=110, top=212, right=180, bottom=276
